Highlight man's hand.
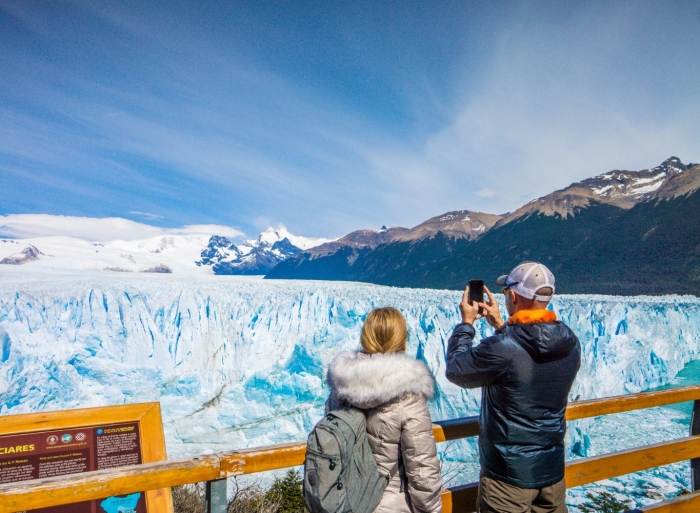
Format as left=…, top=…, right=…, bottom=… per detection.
left=459, top=285, right=481, bottom=325
left=479, top=286, right=505, bottom=330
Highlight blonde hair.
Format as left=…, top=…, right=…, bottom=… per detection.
left=360, top=307, right=408, bottom=354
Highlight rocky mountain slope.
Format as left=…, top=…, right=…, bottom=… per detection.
left=268, top=158, right=700, bottom=295
left=496, top=157, right=688, bottom=225
left=0, top=245, right=43, bottom=265
left=392, top=210, right=502, bottom=241
left=294, top=210, right=500, bottom=272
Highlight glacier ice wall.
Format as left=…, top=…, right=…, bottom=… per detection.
left=0, top=271, right=699, bottom=460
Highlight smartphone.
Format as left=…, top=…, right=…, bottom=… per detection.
left=468, top=280, right=485, bottom=313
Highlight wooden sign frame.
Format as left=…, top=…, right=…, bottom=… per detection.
left=0, top=402, right=173, bottom=513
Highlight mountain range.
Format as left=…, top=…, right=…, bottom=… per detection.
left=267, top=157, right=700, bottom=295
left=2, top=157, right=698, bottom=294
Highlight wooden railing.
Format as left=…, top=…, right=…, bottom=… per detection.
left=3, top=385, right=700, bottom=512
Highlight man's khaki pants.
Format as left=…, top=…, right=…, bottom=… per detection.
left=477, top=473, right=567, bottom=513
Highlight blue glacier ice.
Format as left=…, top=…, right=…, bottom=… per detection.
left=1, top=269, right=699, bottom=510
left=99, top=493, right=142, bottom=513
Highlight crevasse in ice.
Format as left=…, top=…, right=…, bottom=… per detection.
left=0, top=272, right=699, bottom=463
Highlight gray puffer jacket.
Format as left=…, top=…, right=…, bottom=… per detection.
left=326, top=351, right=443, bottom=513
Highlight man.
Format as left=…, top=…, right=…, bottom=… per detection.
left=445, top=262, right=581, bottom=513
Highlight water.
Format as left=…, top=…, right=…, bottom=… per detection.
left=566, top=357, right=700, bottom=511
left=651, top=358, right=700, bottom=416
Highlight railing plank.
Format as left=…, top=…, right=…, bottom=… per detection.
left=565, top=435, right=700, bottom=488
left=641, top=490, right=700, bottom=512
left=0, top=455, right=220, bottom=513
left=441, top=482, right=478, bottom=513
left=213, top=421, right=482, bottom=476
left=5, top=385, right=700, bottom=512
left=3, top=435, right=700, bottom=513
left=690, top=399, right=700, bottom=490
left=433, top=416, right=479, bottom=443
left=221, top=441, right=307, bottom=475
left=567, top=385, right=700, bottom=421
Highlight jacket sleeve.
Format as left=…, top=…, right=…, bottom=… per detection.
left=400, top=395, right=443, bottom=513
left=445, top=322, right=508, bottom=388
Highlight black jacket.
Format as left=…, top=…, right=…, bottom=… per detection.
left=445, top=320, right=581, bottom=489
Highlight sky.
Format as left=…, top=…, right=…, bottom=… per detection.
left=1, top=0, right=699, bottom=241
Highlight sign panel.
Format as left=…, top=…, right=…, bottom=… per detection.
left=0, top=403, right=172, bottom=513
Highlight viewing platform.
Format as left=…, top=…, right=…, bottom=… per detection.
left=3, top=385, right=700, bottom=512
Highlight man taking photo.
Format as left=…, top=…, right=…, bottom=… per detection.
left=445, top=262, right=581, bottom=513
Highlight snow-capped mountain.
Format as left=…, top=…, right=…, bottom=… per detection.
left=581, top=156, right=688, bottom=203
left=0, top=226, right=331, bottom=276
left=196, top=228, right=333, bottom=275
left=497, top=157, right=691, bottom=224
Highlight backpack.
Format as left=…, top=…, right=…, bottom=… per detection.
left=303, top=406, right=399, bottom=513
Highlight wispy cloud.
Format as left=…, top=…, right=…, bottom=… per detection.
left=364, top=2, right=700, bottom=220
left=129, top=211, right=164, bottom=220
left=0, top=214, right=244, bottom=242
left=475, top=189, right=497, bottom=198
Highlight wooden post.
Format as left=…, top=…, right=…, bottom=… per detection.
left=206, top=478, right=228, bottom=513
left=691, top=399, right=700, bottom=491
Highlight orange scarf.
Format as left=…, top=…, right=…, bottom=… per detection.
left=508, top=309, right=557, bottom=325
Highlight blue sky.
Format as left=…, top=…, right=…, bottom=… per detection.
left=1, top=0, right=699, bottom=240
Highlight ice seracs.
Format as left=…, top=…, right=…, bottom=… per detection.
left=0, top=268, right=698, bottom=462
left=0, top=269, right=698, bottom=509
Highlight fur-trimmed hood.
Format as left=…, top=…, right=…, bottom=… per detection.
left=327, top=351, right=435, bottom=409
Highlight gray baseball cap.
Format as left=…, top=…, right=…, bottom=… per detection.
left=496, top=261, right=556, bottom=302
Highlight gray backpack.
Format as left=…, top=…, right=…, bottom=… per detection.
left=303, top=407, right=398, bottom=513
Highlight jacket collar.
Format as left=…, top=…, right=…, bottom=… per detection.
left=327, top=351, right=435, bottom=409
left=508, top=309, right=557, bottom=325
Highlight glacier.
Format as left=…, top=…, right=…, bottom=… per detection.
left=1, top=268, right=699, bottom=509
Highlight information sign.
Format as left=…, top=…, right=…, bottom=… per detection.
left=0, top=403, right=172, bottom=513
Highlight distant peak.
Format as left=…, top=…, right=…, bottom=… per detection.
left=258, top=227, right=290, bottom=245
left=0, top=244, right=44, bottom=265
left=208, top=235, right=233, bottom=247
left=655, top=156, right=686, bottom=173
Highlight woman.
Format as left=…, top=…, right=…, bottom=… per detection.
left=326, top=307, right=443, bottom=513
